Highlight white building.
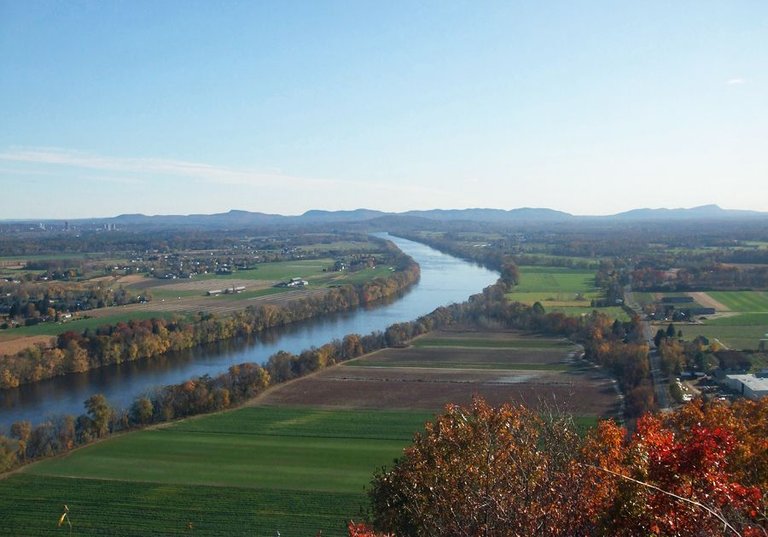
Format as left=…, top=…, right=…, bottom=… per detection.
left=724, top=374, right=768, bottom=400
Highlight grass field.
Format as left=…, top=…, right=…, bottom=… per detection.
left=192, top=259, right=335, bottom=282
left=512, top=266, right=599, bottom=296
left=674, top=291, right=768, bottom=350
left=412, top=336, right=571, bottom=349
left=353, top=332, right=579, bottom=372
left=678, top=324, right=766, bottom=351
left=4, top=406, right=432, bottom=536
left=507, top=266, right=628, bottom=320
left=706, top=291, right=768, bottom=312
left=296, top=240, right=378, bottom=253
left=0, top=310, right=177, bottom=340
left=0, top=474, right=362, bottom=537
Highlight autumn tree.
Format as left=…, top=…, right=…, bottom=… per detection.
left=369, top=397, right=611, bottom=536
left=368, top=397, right=766, bottom=537
left=84, top=394, right=113, bottom=438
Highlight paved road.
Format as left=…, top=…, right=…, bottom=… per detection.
left=624, top=285, right=671, bottom=410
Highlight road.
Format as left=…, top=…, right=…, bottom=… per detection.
left=624, top=285, right=671, bottom=410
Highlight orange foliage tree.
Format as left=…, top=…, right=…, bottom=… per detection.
left=367, top=397, right=767, bottom=537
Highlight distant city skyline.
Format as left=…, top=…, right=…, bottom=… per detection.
left=2, top=1, right=766, bottom=219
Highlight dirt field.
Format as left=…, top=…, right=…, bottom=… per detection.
left=258, top=365, right=618, bottom=416
left=84, top=288, right=327, bottom=318
left=258, top=330, right=619, bottom=418
left=0, top=335, right=54, bottom=356
left=688, top=292, right=730, bottom=312
left=140, top=278, right=271, bottom=293
left=131, top=278, right=273, bottom=295
left=116, top=274, right=148, bottom=285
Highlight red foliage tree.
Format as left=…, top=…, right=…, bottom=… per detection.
left=367, top=397, right=767, bottom=537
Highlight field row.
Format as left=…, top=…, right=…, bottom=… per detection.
left=0, top=474, right=361, bottom=536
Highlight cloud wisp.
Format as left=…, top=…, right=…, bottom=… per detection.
left=0, top=147, right=331, bottom=189
left=0, top=147, right=441, bottom=201
left=726, top=78, right=746, bottom=85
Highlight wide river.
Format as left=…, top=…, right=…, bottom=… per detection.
left=0, top=234, right=498, bottom=428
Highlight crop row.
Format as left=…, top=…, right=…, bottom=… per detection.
left=171, top=406, right=431, bottom=441
left=1, top=474, right=360, bottom=536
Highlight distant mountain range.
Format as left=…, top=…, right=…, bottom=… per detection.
left=113, top=205, right=767, bottom=225
left=6, top=205, right=767, bottom=226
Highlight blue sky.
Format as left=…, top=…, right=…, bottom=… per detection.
left=1, top=1, right=766, bottom=219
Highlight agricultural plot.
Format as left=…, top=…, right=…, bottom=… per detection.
left=508, top=266, right=628, bottom=320
left=2, top=329, right=617, bottom=536
left=346, top=347, right=572, bottom=371
left=705, top=291, right=768, bottom=312
left=261, top=329, right=619, bottom=418
left=0, top=474, right=361, bottom=537
left=296, top=240, right=378, bottom=253
left=6, top=407, right=431, bottom=536
left=512, top=266, right=599, bottom=295
left=266, top=358, right=616, bottom=416
left=678, top=291, right=768, bottom=350
left=679, top=324, right=767, bottom=352
left=0, top=310, right=176, bottom=339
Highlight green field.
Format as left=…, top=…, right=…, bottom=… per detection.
left=193, top=259, right=336, bottom=282
left=412, top=336, right=571, bottom=349
left=676, top=291, right=768, bottom=350
left=707, top=312, right=768, bottom=326
left=4, top=406, right=432, bottom=536
left=707, top=291, right=768, bottom=312
left=679, top=324, right=767, bottom=351
left=506, top=266, right=627, bottom=320
left=296, top=240, right=377, bottom=252
left=0, top=311, right=178, bottom=339
left=512, top=266, right=599, bottom=296
left=2, top=474, right=361, bottom=537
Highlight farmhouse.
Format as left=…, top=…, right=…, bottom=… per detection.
left=722, top=374, right=768, bottom=400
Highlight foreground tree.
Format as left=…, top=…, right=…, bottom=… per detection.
left=368, top=397, right=766, bottom=537
left=369, top=398, right=616, bottom=536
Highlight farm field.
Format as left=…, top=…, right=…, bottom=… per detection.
left=295, top=240, right=378, bottom=253
left=705, top=291, right=768, bottom=312
left=261, top=329, right=619, bottom=418
left=507, top=266, right=629, bottom=320
left=673, top=291, right=768, bottom=350
left=1, top=264, right=395, bottom=344
left=1, top=329, right=618, bottom=536
left=512, top=266, right=598, bottom=295
left=3, top=406, right=431, bottom=536
left=679, top=323, right=767, bottom=351
left=0, top=310, right=176, bottom=340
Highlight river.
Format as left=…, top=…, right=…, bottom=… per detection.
left=0, top=234, right=498, bottom=428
